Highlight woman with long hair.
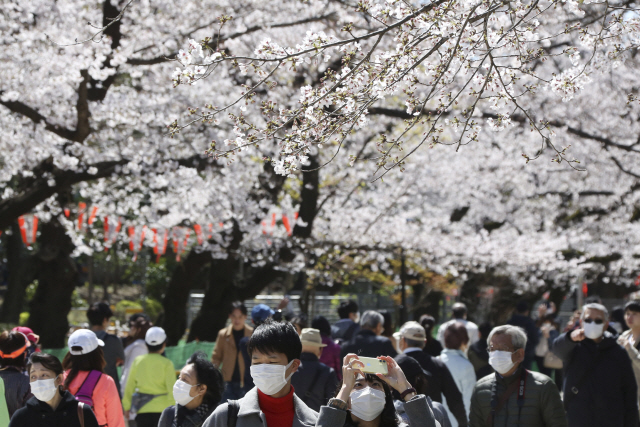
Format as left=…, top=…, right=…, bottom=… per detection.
left=63, top=329, right=125, bottom=427
left=158, top=351, right=224, bottom=427
left=9, top=352, right=99, bottom=427
left=419, top=315, right=443, bottom=357
left=315, top=354, right=438, bottom=427
left=0, top=330, right=32, bottom=417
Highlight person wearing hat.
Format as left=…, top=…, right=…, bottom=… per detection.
left=12, top=326, right=40, bottom=359
left=211, top=301, right=253, bottom=402
left=291, top=328, right=339, bottom=411
left=239, top=303, right=275, bottom=394
left=394, top=321, right=468, bottom=427
left=0, top=330, right=32, bottom=417
left=123, top=326, right=176, bottom=427
left=62, top=328, right=125, bottom=427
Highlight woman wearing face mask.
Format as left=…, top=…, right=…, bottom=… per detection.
left=316, top=353, right=439, bottom=427
left=9, top=352, right=99, bottom=427
left=159, top=352, right=224, bottom=427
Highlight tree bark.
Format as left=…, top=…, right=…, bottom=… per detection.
left=0, top=222, right=36, bottom=323
left=160, top=249, right=213, bottom=346
left=28, top=220, right=79, bottom=348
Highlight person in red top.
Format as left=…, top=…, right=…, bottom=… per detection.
left=203, top=319, right=318, bottom=427
left=63, top=329, right=125, bottom=427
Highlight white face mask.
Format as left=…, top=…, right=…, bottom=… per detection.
left=349, top=386, right=386, bottom=421
left=584, top=322, right=605, bottom=340
left=173, top=380, right=199, bottom=406
left=250, top=360, right=294, bottom=396
left=489, top=350, right=515, bottom=374
left=31, top=378, right=58, bottom=402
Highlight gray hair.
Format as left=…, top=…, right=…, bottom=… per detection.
left=487, top=325, right=528, bottom=350
left=360, top=310, right=384, bottom=330
left=581, top=303, right=609, bottom=320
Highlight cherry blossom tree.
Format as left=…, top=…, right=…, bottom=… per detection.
left=1, top=0, right=640, bottom=345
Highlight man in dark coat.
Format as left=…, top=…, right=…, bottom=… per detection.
left=340, top=310, right=397, bottom=358
left=506, top=301, right=539, bottom=370
left=552, top=303, right=639, bottom=427
left=291, top=328, right=338, bottom=411
left=395, top=321, right=468, bottom=427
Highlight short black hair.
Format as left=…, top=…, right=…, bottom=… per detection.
left=291, top=315, right=307, bottom=330
left=146, top=342, right=165, bottom=353
left=28, top=352, right=63, bottom=376
left=452, top=303, right=467, bottom=319
left=87, top=302, right=113, bottom=326
left=337, top=300, right=358, bottom=319
left=479, top=322, right=493, bottom=340
left=515, top=301, right=529, bottom=314
left=311, top=315, right=331, bottom=337
left=625, top=300, right=640, bottom=314
left=186, top=351, right=224, bottom=406
left=247, top=318, right=301, bottom=362
left=230, top=301, right=248, bottom=316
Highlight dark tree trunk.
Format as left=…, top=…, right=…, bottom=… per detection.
left=28, top=219, right=79, bottom=348
left=160, top=249, right=213, bottom=346
left=188, top=260, right=286, bottom=342
left=0, top=222, right=36, bottom=323
left=293, top=156, right=319, bottom=238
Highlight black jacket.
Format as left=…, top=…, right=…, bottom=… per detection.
left=291, top=353, right=339, bottom=412
left=506, top=314, right=539, bottom=368
left=158, top=403, right=215, bottom=427
left=240, top=336, right=254, bottom=393
left=467, top=339, right=493, bottom=379
left=552, top=331, right=639, bottom=427
left=340, top=329, right=398, bottom=359
left=9, top=390, right=99, bottom=427
left=0, top=367, right=32, bottom=418
left=396, top=350, right=468, bottom=427
left=424, top=339, right=443, bottom=358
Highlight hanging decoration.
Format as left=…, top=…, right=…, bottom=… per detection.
left=103, top=216, right=123, bottom=251
left=171, top=226, right=191, bottom=261
left=18, top=214, right=38, bottom=247
left=128, top=225, right=147, bottom=261
left=152, top=228, right=169, bottom=262
left=77, top=202, right=98, bottom=232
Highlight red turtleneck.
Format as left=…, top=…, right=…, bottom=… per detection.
left=257, top=386, right=295, bottom=427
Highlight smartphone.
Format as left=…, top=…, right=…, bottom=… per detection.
left=355, top=357, right=388, bottom=375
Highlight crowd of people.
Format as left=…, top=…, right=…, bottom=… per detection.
left=0, top=297, right=640, bottom=427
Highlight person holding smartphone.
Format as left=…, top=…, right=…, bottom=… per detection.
left=315, top=353, right=440, bottom=427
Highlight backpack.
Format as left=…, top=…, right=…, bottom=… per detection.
left=75, top=370, right=102, bottom=408
left=227, top=400, right=240, bottom=427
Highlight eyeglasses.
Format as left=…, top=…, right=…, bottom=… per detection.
left=583, top=318, right=604, bottom=324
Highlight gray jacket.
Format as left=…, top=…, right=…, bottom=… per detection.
left=395, top=397, right=449, bottom=427
left=202, top=387, right=318, bottom=427
left=316, top=394, right=440, bottom=427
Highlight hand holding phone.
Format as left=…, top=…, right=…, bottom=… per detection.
left=354, top=356, right=389, bottom=375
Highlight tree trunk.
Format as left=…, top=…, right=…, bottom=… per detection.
left=0, top=222, right=36, bottom=323
left=188, top=260, right=285, bottom=342
left=28, top=219, right=79, bottom=348
left=160, top=249, right=213, bottom=346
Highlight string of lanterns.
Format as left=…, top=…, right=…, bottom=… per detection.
left=14, top=203, right=299, bottom=261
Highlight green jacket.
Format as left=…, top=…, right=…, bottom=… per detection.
left=469, top=367, right=567, bottom=427
left=0, top=377, right=10, bottom=426
left=122, top=353, right=176, bottom=414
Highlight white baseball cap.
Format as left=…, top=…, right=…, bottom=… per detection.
left=68, top=329, right=104, bottom=355
left=145, top=326, right=167, bottom=346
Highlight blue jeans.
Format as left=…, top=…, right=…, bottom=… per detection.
left=221, top=381, right=246, bottom=403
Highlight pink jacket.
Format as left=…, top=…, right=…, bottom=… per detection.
left=64, top=370, right=125, bottom=427
left=319, top=335, right=342, bottom=380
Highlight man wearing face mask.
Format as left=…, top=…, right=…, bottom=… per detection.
left=552, top=303, right=639, bottom=427
left=202, top=318, right=318, bottom=427
left=469, top=325, right=566, bottom=427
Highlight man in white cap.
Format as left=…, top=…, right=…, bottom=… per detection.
left=290, top=328, right=338, bottom=411
left=123, top=326, right=175, bottom=427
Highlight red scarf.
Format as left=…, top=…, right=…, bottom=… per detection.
left=257, top=386, right=295, bottom=427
